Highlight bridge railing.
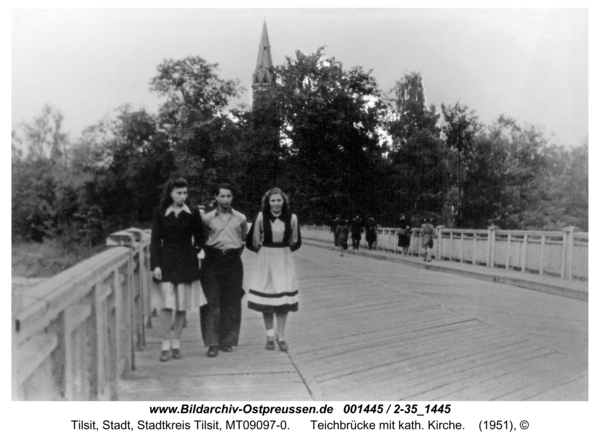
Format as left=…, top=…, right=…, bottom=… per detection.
left=301, top=225, right=588, bottom=281
left=12, top=228, right=152, bottom=400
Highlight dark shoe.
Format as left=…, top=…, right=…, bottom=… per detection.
left=207, top=346, right=219, bottom=358
left=265, top=339, right=276, bottom=351
left=219, top=345, right=233, bottom=352
left=172, top=348, right=182, bottom=360
left=159, top=350, right=171, bottom=362
left=277, top=340, right=289, bottom=352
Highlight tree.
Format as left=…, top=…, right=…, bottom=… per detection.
left=441, top=103, right=480, bottom=227
left=12, top=105, right=70, bottom=241
left=386, top=72, right=446, bottom=224
left=268, top=48, right=386, bottom=223
left=20, top=104, right=69, bottom=161
left=149, top=56, right=246, bottom=205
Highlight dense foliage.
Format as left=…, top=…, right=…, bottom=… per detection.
left=12, top=50, right=588, bottom=256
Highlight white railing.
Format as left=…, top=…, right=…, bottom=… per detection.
left=301, top=225, right=588, bottom=281
left=12, top=228, right=152, bottom=400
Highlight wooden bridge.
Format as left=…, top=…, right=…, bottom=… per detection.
left=12, top=228, right=588, bottom=401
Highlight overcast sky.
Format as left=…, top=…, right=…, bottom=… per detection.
left=12, top=7, right=588, bottom=147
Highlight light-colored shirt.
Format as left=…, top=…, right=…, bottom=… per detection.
left=202, top=208, right=248, bottom=250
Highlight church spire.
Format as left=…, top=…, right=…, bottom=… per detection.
left=253, top=20, right=274, bottom=87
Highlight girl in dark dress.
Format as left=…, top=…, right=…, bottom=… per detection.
left=150, top=178, right=205, bottom=362
left=397, top=214, right=412, bottom=255
left=365, top=217, right=378, bottom=250
left=350, top=215, right=363, bottom=250
left=335, top=219, right=350, bottom=256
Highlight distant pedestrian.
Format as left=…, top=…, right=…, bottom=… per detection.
left=150, top=178, right=206, bottom=362
left=330, top=215, right=341, bottom=245
left=397, top=214, right=412, bottom=256
left=246, top=188, right=302, bottom=352
left=365, top=217, right=378, bottom=250
left=420, top=217, right=436, bottom=262
left=335, top=219, right=350, bottom=256
left=350, top=215, right=363, bottom=250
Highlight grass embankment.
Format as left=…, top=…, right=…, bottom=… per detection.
left=12, top=239, right=107, bottom=278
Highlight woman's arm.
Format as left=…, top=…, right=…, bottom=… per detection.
left=193, top=207, right=206, bottom=251
left=290, top=214, right=302, bottom=252
left=150, top=208, right=163, bottom=280
left=252, top=212, right=263, bottom=250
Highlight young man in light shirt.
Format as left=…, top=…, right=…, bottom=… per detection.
left=200, top=183, right=248, bottom=357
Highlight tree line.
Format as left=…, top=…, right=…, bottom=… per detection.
left=12, top=48, right=588, bottom=249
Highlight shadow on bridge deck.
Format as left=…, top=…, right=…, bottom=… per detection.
left=118, top=242, right=587, bottom=401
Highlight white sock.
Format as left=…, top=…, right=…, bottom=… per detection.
left=171, top=339, right=181, bottom=349
left=266, top=329, right=275, bottom=338
left=161, top=340, right=171, bottom=351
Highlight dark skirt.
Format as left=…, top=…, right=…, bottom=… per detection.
left=398, top=233, right=411, bottom=248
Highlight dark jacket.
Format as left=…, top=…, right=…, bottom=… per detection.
left=335, top=224, right=350, bottom=242
left=351, top=218, right=363, bottom=237
left=150, top=205, right=205, bottom=284
left=397, top=218, right=412, bottom=247
left=365, top=219, right=377, bottom=243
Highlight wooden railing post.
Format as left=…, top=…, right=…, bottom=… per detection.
left=562, top=226, right=575, bottom=279
left=521, top=234, right=528, bottom=273
left=472, top=233, right=477, bottom=265
left=487, top=226, right=497, bottom=268
left=90, top=283, right=109, bottom=399
left=505, top=233, right=512, bottom=270
left=47, top=311, right=69, bottom=399
left=436, top=226, right=445, bottom=260
left=539, top=234, right=546, bottom=275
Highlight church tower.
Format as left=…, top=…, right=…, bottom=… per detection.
left=249, top=20, right=280, bottom=188
left=252, top=20, right=275, bottom=103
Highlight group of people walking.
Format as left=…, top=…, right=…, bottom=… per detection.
left=331, top=215, right=378, bottom=255
left=331, top=214, right=437, bottom=261
left=150, top=179, right=301, bottom=361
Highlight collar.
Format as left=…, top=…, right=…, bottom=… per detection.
left=165, top=204, right=191, bottom=216
left=207, top=208, right=242, bottom=219
left=266, top=210, right=289, bottom=223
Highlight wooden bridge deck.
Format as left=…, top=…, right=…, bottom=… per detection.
left=117, top=243, right=587, bottom=401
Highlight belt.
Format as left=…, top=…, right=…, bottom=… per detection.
left=204, top=247, right=241, bottom=257
left=261, top=243, right=289, bottom=248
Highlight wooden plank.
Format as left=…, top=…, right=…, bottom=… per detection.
left=391, top=346, right=555, bottom=401
left=114, top=243, right=586, bottom=401
left=316, top=331, right=530, bottom=394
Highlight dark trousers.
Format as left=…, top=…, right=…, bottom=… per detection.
left=199, top=248, right=244, bottom=347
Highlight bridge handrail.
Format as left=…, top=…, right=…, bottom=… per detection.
left=301, top=225, right=587, bottom=281
left=12, top=228, right=152, bottom=400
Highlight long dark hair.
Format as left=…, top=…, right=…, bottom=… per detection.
left=160, top=178, right=188, bottom=211
left=261, top=187, right=290, bottom=219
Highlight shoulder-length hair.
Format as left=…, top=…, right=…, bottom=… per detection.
left=160, top=178, right=188, bottom=211
left=261, top=187, right=290, bottom=218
